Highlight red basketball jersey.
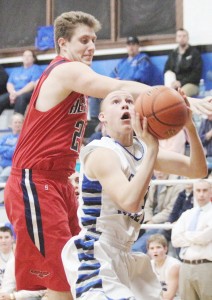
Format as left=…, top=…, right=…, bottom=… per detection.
left=12, top=56, right=88, bottom=174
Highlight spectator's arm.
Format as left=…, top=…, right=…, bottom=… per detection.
left=133, top=56, right=153, bottom=84
left=143, top=197, right=154, bottom=222
left=198, top=120, right=212, bottom=147
left=168, top=197, right=181, bottom=223
left=171, top=213, right=191, bottom=248
left=184, top=225, right=212, bottom=245
left=164, top=54, right=173, bottom=74
left=0, top=136, right=11, bottom=154
left=6, top=82, right=15, bottom=94
left=181, top=50, right=202, bottom=86
left=110, top=66, right=119, bottom=78
left=16, top=81, right=35, bottom=96
left=2, top=145, right=16, bottom=160
left=152, top=186, right=182, bottom=224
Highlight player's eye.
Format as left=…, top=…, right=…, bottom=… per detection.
left=81, top=38, right=89, bottom=44
left=126, top=99, right=134, bottom=104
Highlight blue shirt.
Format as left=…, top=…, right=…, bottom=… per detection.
left=0, top=133, right=19, bottom=168
left=198, top=118, right=212, bottom=156
left=169, top=190, right=193, bottom=223
left=110, top=52, right=153, bottom=85
left=8, top=64, right=42, bottom=91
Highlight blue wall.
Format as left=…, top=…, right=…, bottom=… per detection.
left=5, top=52, right=212, bottom=90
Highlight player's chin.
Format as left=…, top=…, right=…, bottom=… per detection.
left=82, top=57, right=93, bottom=66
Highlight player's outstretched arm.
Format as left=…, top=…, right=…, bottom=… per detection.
left=187, top=96, right=212, bottom=115
left=155, top=107, right=207, bottom=178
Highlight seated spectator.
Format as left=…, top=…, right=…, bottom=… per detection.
left=172, top=179, right=212, bottom=300
left=0, top=256, right=46, bottom=299
left=132, top=170, right=183, bottom=253
left=0, top=50, right=43, bottom=116
left=0, top=226, right=14, bottom=289
left=164, top=28, right=202, bottom=97
left=0, top=65, right=8, bottom=96
left=147, top=234, right=181, bottom=300
left=198, top=114, right=212, bottom=174
left=169, top=182, right=193, bottom=224
left=110, top=36, right=153, bottom=85
left=0, top=113, right=24, bottom=183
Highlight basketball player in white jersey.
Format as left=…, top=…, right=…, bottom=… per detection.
left=148, top=234, right=181, bottom=300
left=62, top=90, right=207, bottom=299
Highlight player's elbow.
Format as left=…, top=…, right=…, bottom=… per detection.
left=189, top=165, right=208, bottom=179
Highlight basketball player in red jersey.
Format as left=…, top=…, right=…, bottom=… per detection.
left=4, top=11, right=212, bottom=300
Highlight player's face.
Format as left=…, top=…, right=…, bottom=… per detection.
left=0, top=232, right=13, bottom=253
left=194, top=181, right=211, bottom=207
left=59, top=24, right=97, bottom=66
left=148, top=242, right=167, bottom=262
left=99, top=91, right=135, bottom=134
left=176, top=30, right=189, bottom=48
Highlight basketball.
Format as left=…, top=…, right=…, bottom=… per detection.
left=135, top=86, right=189, bottom=139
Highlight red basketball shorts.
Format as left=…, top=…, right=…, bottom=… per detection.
left=4, top=168, right=80, bottom=292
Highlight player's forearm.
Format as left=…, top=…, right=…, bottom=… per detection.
left=120, top=147, right=157, bottom=212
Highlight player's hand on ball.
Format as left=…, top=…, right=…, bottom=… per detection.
left=132, top=112, right=158, bottom=149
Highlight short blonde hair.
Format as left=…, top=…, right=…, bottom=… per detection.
left=147, top=234, right=168, bottom=249
left=54, top=11, right=102, bottom=54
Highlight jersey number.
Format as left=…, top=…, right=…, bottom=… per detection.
left=71, top=120, right=85, bottom=152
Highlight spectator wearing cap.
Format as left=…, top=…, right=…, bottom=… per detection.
left=110, top=36, right=153, bottom=85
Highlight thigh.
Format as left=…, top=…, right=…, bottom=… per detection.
left=47, top=289, right=73, bottom=300
left=129, top=252, right=161, bottom=300
left=0, top=93, right=10, bottom=113
left=197, top=263, right=212, bottom=299
left=62, top=237, right=136, bottom=300
left=179, top=264, right=198, bottom=300
left=181, top=84, right=198, bottom=97
left=14, top=91, right=33, bottom=114
left=4, top=174, right=73, bottom=292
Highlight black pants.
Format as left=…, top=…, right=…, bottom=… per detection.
left=0, top=91, right=33, bottom=115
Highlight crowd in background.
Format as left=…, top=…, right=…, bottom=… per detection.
left=0, top=27, right=211, bottom=300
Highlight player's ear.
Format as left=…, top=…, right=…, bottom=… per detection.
left=98, top=112, right=105, bottom=122
left=58, top=37, right=67, bottom=49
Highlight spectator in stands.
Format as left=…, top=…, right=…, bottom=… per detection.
left=0, top=50, right=42, bottom=116
left=169, top=182, right=193, bottom=224
left=163, top=181, right=194, bottom=258
left=147, top=234, right=181, bottom=300
left=0, top=256, right=46, bottom=299
left=132, top=170, right=183, bottom=253
left=198, top=114, right=212, bottom=174
left=0, top=113, right=24, bottom=183
left=110, top=36, right=153, bottom=85
left=0, top=226, right=14, bottom=289
left=172, top=179, right=212, bottom=300
left=0, top=66, right=8, bottom=96
left=164, top=28, right=202, bottom=97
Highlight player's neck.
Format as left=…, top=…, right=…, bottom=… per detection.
left=155, top=256, right=166, bottom=268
